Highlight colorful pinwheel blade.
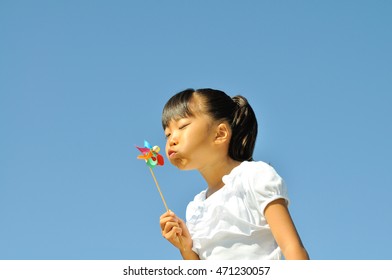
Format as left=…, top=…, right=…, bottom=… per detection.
left=136, top=146, right=150, bottom=154
left=144, top=140, right=152, bottom=149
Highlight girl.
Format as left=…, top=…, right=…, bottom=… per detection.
left=160, top=88, right=309, bottom=260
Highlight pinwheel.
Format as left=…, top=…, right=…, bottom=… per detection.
left=136, top=140, right=164, bottom=168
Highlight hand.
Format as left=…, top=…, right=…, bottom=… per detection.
left=159, top=211, right=192, bottom=252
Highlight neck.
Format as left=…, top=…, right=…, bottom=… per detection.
left=198, top=157, right=241, bottom=198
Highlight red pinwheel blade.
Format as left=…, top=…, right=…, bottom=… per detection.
left=157, top=154, right=164, bottom=166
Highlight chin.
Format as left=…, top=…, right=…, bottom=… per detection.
left=170, top=158, right=193, bottom=171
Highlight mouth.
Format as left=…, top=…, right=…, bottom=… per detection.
left=168, top=150, right=177, bottom=158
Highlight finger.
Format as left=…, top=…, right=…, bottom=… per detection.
left=159, top=211, right=177, bottom=223
left=160, top=213, right=178, bottom=223
left=174, top=218, right=186, bottom=231
left=159, top=211, right=173, bottom=220
left=173, top=218, right=190, bottom=239
left=163, top=226, right=183, bottom=242
left=160, top=216, right=179, bottom=231
left=163, top=221, right=180, bottom=234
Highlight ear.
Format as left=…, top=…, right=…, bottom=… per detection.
left=214, top=123, right=231, bottom=144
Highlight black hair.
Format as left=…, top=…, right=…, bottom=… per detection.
left=162, top=88, right=258, bottom=161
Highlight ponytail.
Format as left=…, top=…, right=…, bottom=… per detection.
left=229, top=95, right=258, bottom=161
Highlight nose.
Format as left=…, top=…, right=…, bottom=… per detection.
left=168, top=133, right=178, bottom=146
left=169, top=136, right=178, bottom=146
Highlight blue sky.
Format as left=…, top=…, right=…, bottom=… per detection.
left=1, top=1, right=391, bottom=260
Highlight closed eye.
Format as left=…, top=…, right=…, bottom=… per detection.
left=164, top=128, right=171, bottom=139
left=164, top=122, right=190, bottom=139
left=179, top=123, right=190, bottom=130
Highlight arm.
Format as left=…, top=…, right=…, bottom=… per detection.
left=264, top=199, right=309, bottom=260
left=160, top=211, right=200, bottom=260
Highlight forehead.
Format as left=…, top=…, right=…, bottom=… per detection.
left=162, top=94, right=206, bottom=129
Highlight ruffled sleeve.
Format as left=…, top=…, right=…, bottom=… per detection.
left=245, top=162, right=289, bottom=216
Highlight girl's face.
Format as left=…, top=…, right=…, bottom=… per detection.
left=164, top=110, right=217, bottom=171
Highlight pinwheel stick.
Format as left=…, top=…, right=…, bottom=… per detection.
left=148, top=167, right=185, bottom=250
left=148, top=167, right=169, bottom=212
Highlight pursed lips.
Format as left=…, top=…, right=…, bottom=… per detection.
left=168, top=150, right=177, bottom=158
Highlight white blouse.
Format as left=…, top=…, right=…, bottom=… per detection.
left=186, top=161, right=289, bottom=260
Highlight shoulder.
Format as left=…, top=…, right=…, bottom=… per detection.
left=236, top=161, right=282, bottom=182
left=240, top=160, right=276, bottom=172
left=238, top=161, right=289, bottom=212
left=225, top=160, right=287, bottom=198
